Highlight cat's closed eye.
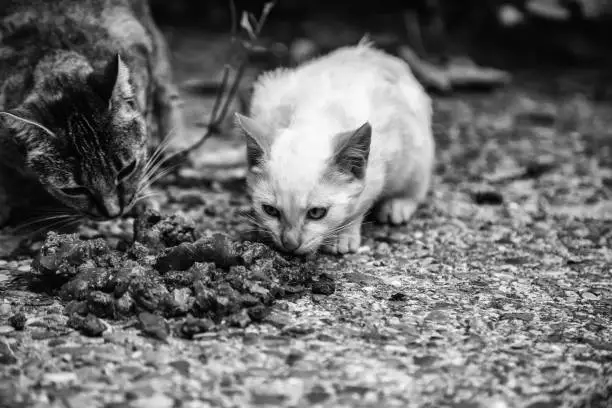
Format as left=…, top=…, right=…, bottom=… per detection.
left=306, top=207, right=328, bottom=220
left=262, top=204, right=280, bottom=218
left=124, top=97, right=137, bottom=110
left=117, top=159, right=138, bottom=182
left=60, top=186, right=89, bottom=197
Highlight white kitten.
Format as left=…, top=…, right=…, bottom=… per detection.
left=235, top=40, right=435, bottom=255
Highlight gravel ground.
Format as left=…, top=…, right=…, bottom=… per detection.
left=1, top=29, right=612, bottom=408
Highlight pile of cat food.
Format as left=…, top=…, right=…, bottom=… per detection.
left=31, top=210, right=321, bottom=339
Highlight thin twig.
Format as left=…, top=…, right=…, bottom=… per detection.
left=209, top=64, right=231, bottom=128
left=215, top=63, right=247, bottom=127
left=162, top=1, right=276, bottom=169
left=229, top=0, right=237, bottom=36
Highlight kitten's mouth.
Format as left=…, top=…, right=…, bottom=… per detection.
left=276, top=244, right=316, bottom=257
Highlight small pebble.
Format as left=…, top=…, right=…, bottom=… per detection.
left=375, top=242, right=391, bottom=255
left=357, top=245, right=371, bottom=253
left=389, top=292, right=407, bottom=301
left=285, top=350, right=304, bottom=366
left=473, top=190, right=504, bottom=205
left=0, top=345, right=17, bottom=365
left=247, top=305, right=269, bottom=322
left=581, top=291, right=599, bottom=301
left=131, top=393, right=174, bottom=408
left=168, top=360, right=190, bottom=377
left=67, top=314, right=107, bottom=337
left=311, top=279, right=335, bottom=296
left=42, top=372, right=77, bottom=386
left=17, top=264, right=31, bottom=272
left=227, top=309, right=251, bottom=328
left=138, top=312, right=169, bottom=341
left=0, top=303, right=11, bottom=316
left=486, top=397, right=510, bottom=408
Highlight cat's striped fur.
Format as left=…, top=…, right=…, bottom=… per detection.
left=0, top=0, right=183, bottom=226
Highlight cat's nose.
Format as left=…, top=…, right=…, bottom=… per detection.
left=101, top=196, right=122, bottom=218
left=281, top=230, right=301, bottom=252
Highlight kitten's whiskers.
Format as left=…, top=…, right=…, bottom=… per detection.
left=304, top=215, right=367, bottom=251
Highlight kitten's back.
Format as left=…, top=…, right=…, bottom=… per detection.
left=250, top=42, right=431, bottom=133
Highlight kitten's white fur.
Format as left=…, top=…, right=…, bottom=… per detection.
left=237, top=41, right=435, bottom=255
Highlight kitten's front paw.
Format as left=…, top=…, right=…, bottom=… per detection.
left=376, top=197, right=418, bottom=225
left=322, top=230, right=362, bottom=255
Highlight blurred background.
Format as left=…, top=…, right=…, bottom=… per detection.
left=148, top=0, right=612, bottom=66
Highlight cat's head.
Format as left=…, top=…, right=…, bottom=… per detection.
left=236, top=113, right=372, bottom=255
left=0, top=54, right=148, bottom=220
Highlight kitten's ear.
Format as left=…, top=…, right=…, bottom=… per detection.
left=235, top=113, right=271, bottom=170
left=94, top=54, right=133, bottom=104
left=332, top=122, right=372, bottom=179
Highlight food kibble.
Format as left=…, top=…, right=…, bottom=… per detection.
left=67, top=313, right=107, bottom=337
left=311, top=274, right=336, bottom=295
left=8, top=312, right=27, bottom=330
left=31, top=211, right=322, bottom=338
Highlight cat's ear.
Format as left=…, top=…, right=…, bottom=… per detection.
left=94, top=54, right=133, bottom=105
left=332, top=122, right=372, bottom=179
left=0, top=108, right=55, bottom=143
left=235, top=113, right=271, bottom=170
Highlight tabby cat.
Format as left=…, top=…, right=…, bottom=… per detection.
left=0, top=0, right=183, bottom=227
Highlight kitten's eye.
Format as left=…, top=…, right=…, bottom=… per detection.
left=306, top=207, right=328, bottom=220
left=262, top=204, right=280, bottom=218
left=117, top=159, right=138, bottom=181
left=60, top=186, right=89, bottom=197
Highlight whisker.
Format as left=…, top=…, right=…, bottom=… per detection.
left=140, top=128, right=180, bottom=183
left=129, top=192, right=162, bottom=208
left=25, top=215, right=83, bottom=239
left=14, top=214, right=79, bottom=233
left=240, top=215, right=268, bottom=230
left=239, top=228, right=269, bottom=233
left=125, top=191, right=162, bottom=212
left=301, top=215, right=366, bottom=250
left=139, top=156, right=181, bottom=187
left=55, top=218, right=83, bottom=233
left=138, top=130, right=186, bottom=189
left=139, top=162, right=181, bottom=188
left=147, top=127, right=178, bottom=163
left=239, top=213, right=270, bottom=234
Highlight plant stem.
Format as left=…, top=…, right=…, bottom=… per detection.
left=163, top=1, right=276, bottom=169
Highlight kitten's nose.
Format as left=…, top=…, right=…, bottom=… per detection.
left=281, top=230, right=301, bottom=252
left=101, top=196, right=122, bottom=218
